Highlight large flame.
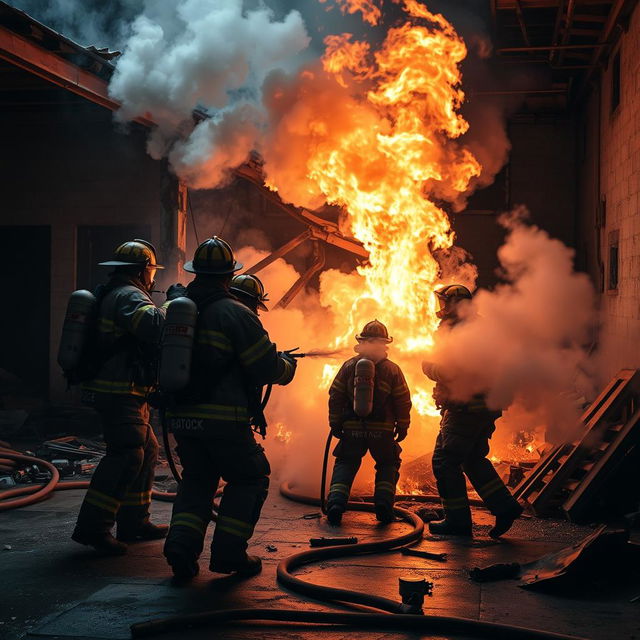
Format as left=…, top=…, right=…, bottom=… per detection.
left=264, top=1, right=481, bottom=422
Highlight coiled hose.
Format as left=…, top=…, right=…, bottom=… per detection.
left=131, top=441, right=587, bottom=640
left=0, top=447, right=176, bottom=511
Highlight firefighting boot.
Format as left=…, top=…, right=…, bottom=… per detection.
left=327, top=505, right=343, bottom=526
left=210, top=554, right=262, bottom=577
left=165, top=549, right=200, bottom=585
left=428, top=519, right=472, bottom=537
left=71, top=530, right=128, bottom=555
left=375, top=504, right=394, bottom=524
left=489, top=504, right=523, bottom=539
left=117, top=522, right=169, bottom=543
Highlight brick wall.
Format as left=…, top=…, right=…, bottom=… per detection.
left=596, top=3, right=640, bottom=380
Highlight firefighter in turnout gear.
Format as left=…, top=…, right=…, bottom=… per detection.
left=72, top=239, right=186, bottom=555
left=326, top=320, right=412, bottom=526
left=163, top=237, right=297, bottom=583
left=423, top=284, right=522, bottom=538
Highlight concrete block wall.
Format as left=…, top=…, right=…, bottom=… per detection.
left=598, top=2, right=640, bottom=379
left=1, top=101, right=164, bottom=404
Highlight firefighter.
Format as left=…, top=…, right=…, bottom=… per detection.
left=423, top=284, right=522, bottom=538
left=326, top=320, right=412, bottom=525
left=163, top=237, right=297, bottom=583
left=230, top=273, right=269, bottom=315
left=72, top=239, right=186, bottom=554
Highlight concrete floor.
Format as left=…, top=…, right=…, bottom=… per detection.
left=1, top=481, right=639, bottom=640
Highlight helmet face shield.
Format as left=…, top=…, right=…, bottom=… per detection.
left=435, top=294, right=448, bottom=319
left=434, top=284, right=472, bottom=320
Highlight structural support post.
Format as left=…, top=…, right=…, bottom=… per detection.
left=160, top=165, right=187, bottom=282
left=276, top=242, right=326, bottom=309
left=245, top=230, right=312, bottom=275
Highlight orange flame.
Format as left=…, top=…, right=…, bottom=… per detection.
left=317, top=3, right=479, bottom=413
left=320, top=0, right=383, bottom=26
left=262, top=2, right=480, bottom=425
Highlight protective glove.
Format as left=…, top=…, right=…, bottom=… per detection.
left=330, top=425, right=343, bottom=439
left=166, top=283, right=188, bottom=301
left=279, top=351, right=298, bottom=369
left=394, top=426, right=408, bottom=442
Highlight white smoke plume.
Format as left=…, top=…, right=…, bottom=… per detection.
left=427, top=207, right=599, bottom=443
left=107, top=0, right=311, bottom=187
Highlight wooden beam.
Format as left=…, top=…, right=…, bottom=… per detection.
left=573, top=14, right=609, bottom=23
left=567, top=26, right=605, bottom=36
left=579, top=0, right=633, bottom=95
left=558, top=0, right=577, bottom=65
left=514, top=0, right=532, bottom=46
left=0, top=25, right=153, bottom=127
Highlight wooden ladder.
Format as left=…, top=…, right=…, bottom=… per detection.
left=513, top=369, right=640, bottom=519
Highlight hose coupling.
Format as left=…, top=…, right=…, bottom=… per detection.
left=398, top=576, right=433, bottom=614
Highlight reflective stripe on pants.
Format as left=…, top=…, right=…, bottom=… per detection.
left=432, top=410, right=519, bottom=523
left=327, top=434, right=401, bottom=511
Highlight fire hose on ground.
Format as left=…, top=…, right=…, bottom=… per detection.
left=131, top=434, right=587, bottom=640
left=0, top=447, right=177, bottom=511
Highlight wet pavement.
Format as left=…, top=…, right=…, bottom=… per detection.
left=1, top=481, right=639, bottom=640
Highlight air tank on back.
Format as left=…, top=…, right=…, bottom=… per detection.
left=159, top=296, right=198, bottom=392
left=57, top=289, right=97, bottom=373
left=353, top=358, right=376, bottom=418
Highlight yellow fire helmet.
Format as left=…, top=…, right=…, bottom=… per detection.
left=355, top=319, right=393, bottom=343
left=230, top=274, right=269, bottom=311
left=99, top=239, right=164, bottom=269
left=434, top=284, right=472, bottom=319
left=184, top=236, right=243, bottom=275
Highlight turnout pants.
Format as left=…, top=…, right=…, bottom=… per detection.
left=432, top=409, right=519, bottom=525
left=74, top=395, right=159, bottom=536
left=164, top=428, right=270, bottom=567
left=327, top=431, right=401, bottom=512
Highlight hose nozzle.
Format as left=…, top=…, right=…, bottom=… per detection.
left=398, top=576, right=433, bottom=614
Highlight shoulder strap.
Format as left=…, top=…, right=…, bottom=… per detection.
left=192, top=290, right=235, bottom=312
